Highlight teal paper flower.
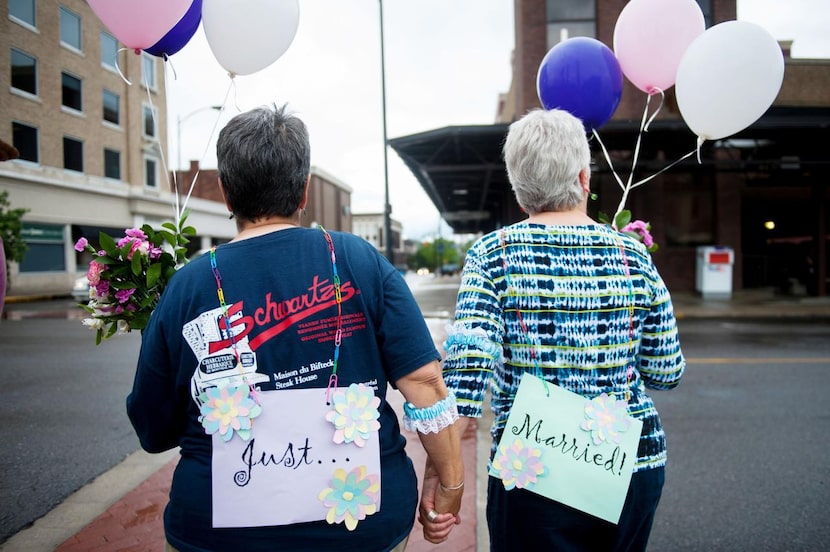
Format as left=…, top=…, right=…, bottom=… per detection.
left=325, top=383, right=380, bottom=447
left=318, top=466, right=380, bottom=530
left=492, top=438, right=546, bottom=490
left=198, top=384, right=262, bottom=442
left=581, top=392, right=632, bottom=445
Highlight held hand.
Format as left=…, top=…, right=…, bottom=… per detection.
left=418, top=467, right=463, bottom=544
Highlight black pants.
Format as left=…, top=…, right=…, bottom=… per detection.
left=487, top=467, right=665, bottom=552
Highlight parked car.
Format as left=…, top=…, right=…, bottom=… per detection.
left=71, top=276, right=90, bottom=302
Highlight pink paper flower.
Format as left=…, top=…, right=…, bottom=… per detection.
left=74, top=237, right=88, bottom=252
left=326, top=383, right=381, bottom=447
left=319, top=466, right=380, bottom=531
left=581, top=393, right=633, bottom=445
left=492, top=438, right=546, bottom=490
left=198, top=384, right=262, bottom=442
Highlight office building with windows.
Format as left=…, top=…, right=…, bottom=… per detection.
left=1, top=0, right=234, bottom=297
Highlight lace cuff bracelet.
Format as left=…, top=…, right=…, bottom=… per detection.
left=403, top=393, right=459, bottom=434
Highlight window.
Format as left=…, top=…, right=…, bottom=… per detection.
left=11, top=48, right=37, bottom=96
left=545, top=0, right=595, bottom=47
left=60, top=6, right=82, bottom=51
left=101, top=32, right=118, bottom=69
left=12, top=122, right=38, bottom=162
left=63, top=136, right=83, bottom=172
left=61, top=72, right=82, bottom=111
left=142, top=54, right=156, bottom=89
left=19, top=223, right=66, bottom=273
left=9, top=0, right=36, bottom=27
left=143, top=104, right=157, bottom=138
left=145, top=156, right=158, bottom=188
left=102, top=89, right=120, bottom=125
left=104, top=148, right=121, bottom=179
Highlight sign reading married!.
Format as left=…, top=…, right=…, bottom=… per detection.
left=490, top=373, right=643, bottom=524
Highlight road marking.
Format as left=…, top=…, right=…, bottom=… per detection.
left=688, top=358, right=830, bottom=364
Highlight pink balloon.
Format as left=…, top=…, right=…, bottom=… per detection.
left=613, top=0, right=705, bottom=94
left=87, top=0, right=193, bottom=51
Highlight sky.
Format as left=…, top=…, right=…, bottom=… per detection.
left=162, top=0, right=830, bottom=241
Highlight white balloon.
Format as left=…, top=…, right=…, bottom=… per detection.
left=203, top=0, right=300, bottom=76
left=675, top=20, right=785, bottom=141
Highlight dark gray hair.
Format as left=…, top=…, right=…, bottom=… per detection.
left=217, top=103, right=310, bottom=221
left=503, top=109, right=591, bottom=215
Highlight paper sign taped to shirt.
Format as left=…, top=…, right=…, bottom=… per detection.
left=490, top=373, right=642, bottom=524
left=211, top=388, right=381, bottom=528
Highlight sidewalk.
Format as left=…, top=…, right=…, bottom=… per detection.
left=1, top=288, right=827, bottom=552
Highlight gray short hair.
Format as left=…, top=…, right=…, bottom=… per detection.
left=503, top=109, right=591, bottom=214
left=217, top=103, right=310, bottom=221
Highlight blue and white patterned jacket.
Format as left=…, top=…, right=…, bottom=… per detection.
left=443, top=222, right=685, bottom=472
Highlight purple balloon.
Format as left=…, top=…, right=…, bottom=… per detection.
left=144, top=0, right=202, bottom=58
left=536, top=37, right=623, bottom=131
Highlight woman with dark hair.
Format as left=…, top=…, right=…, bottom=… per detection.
left=128, top=104, right=464, bottom=551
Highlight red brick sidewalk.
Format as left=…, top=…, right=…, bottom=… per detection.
left=55, top=411, right=479, bottom=552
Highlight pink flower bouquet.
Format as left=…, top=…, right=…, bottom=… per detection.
left=74, top=211, right=195, bottom=344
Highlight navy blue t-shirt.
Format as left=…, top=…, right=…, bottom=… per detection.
left=127, top=227, right=440, bottom=551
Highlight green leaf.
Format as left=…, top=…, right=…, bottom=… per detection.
left=614, top=210, right=632, bottom=230
left=131, top=251, right=142, bottom=275
left=146, top=262, right=162, bottom=288
left=158, top=230, right=177, bottom=247
left=98, top=232, right=118, bottom=255
left=597, top=211, right=611, bottom=225
left=182, top=225, right=197, bottom=236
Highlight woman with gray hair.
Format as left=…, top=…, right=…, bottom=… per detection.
left=435, top=108, right=685, bottom=551
left=128, top=104, right=464, bottom=551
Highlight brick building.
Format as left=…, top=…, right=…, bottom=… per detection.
left=391, top=0, right=830, bottom=296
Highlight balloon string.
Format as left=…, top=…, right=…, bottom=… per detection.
left=163, top=61, right=182, bottom=225
left=164, top=53, right=178, bottom=81
left=142, top=71, right=176, bottom=225
left=630, top=149, right=697, bottom=189
left=114, top=47, right=132, bottom=86
left=643, top=88, right=664, bottom=132
left=180, top=80, right=233, bottom=218
left=611, top=94, right=653, bottom=219
left=591, top=129, right=626, bottom=192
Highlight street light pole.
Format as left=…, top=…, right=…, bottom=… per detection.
left=176, top=105, right=222, bottom=171
left=379, top=0, right=393, bottom=264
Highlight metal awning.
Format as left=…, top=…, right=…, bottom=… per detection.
left=389, top=107, right=830, bottom=235
left=389, top=124, right=511, bottom=234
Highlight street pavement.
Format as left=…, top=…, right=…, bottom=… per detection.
left=0, top=277, right=828, bottom=551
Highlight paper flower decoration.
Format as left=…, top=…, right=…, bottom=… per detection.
left=492, top=438, right=546, bottom=490
left=318, top=465, right=380, bottom=530
left=325, top=383, right=381, bottom=447
left=198, top=384, right=262, bottom=442
left=581, top=392, right=633, bottom=445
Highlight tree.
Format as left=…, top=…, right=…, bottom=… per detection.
left=0, top=190, right=29, bottom=276
left=408, top=238, right=462, bottom=273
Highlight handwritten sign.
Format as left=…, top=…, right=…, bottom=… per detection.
left=490, top=374, right=642, bottom=524
left=212, top=388, right=381, bottom=528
